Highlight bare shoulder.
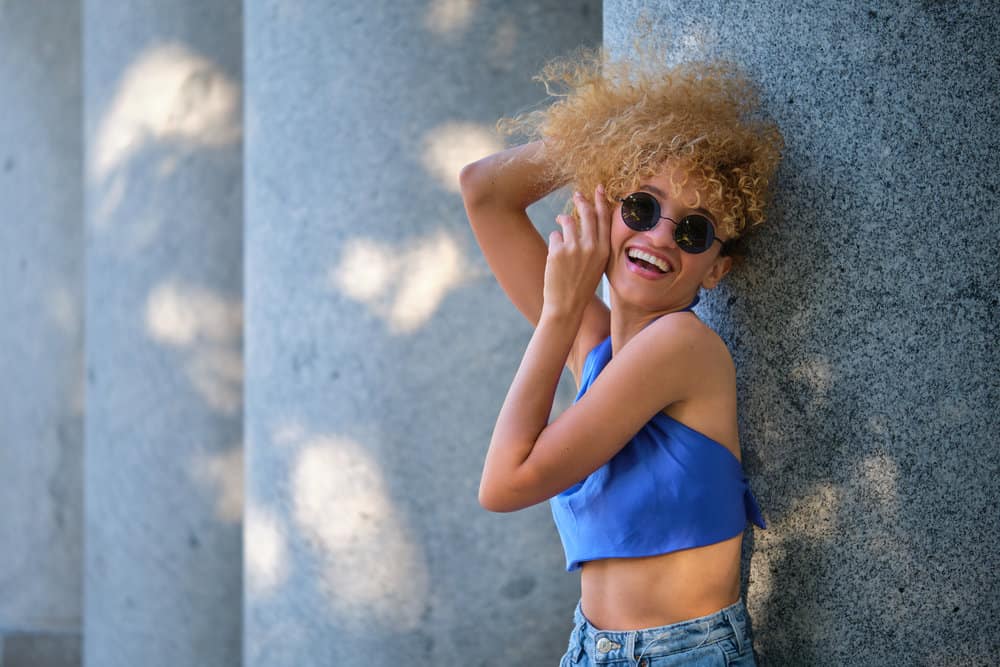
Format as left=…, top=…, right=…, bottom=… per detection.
left=638, top=310, right=732, bottom=362
left=642, top=312, right=739, bottom=454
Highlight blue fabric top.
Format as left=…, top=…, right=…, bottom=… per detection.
left=549, top=300, right=767, bottom=572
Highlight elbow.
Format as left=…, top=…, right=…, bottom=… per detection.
left=459, top=160, right=492, bottom=209
left=478, top=468, right=537, bottom=513
left=478, top=484, right=516, bottom=513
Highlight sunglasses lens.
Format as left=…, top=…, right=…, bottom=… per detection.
left=621, top=193, right=657, bottom=231
left=675, top=215, right=714, bottom=253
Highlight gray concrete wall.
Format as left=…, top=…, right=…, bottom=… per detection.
left=244, top=2, right=600, bottom=665
left=82, top=1, right=243, bottom=665
left=606, top=2, right=999, bottom=665
left=0, top=1, right=84, bottom=664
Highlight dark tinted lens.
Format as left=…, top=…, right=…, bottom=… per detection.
left=675, top=215, right=714, bottom=253
left=621, top=193, right=658, bottom=231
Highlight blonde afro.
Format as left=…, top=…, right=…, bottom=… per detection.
left=500, top=47, right=784, bottom=242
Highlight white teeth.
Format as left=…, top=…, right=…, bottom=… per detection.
left=627, top=248, right=669, bottom=272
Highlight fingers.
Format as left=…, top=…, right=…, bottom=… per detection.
left=593, top=184, right=610, bottom=252
left=572, top=191, right=595, bottom=249
left=554, top=214, right=576, bottom=250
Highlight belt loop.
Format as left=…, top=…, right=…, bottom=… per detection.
left=573, top=614, right=586, bottom=663
left=723, top=605, right=745, bottom=655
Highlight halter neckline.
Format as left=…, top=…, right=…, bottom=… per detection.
left=631, top=292, right=701, bottom=337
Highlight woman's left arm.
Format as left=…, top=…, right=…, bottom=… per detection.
left=478, top=308, right=713, bottom=512
left=479, top=310, right=582, bottom=511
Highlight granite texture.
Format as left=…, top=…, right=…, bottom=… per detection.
left=604, top=2, right=999, bottom=665
left=83, top=1, right=243, bottom=665
left=244, top=1, right=600, bottom=665
left=0, top=0, right=83, bottom=643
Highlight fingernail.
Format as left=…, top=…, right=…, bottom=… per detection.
left=573, top=191, right=581, bottom=198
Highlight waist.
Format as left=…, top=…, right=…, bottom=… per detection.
left=566, top=597, right=753, bottom=665
left=579, top=534, right=742, bottom=631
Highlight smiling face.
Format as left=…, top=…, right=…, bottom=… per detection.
left=607, top=160, right=734, bottom=314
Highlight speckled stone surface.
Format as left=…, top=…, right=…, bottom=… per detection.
left=83, top=1, right=243, bottom=666
left=605, top=2, right=999, bottom=665
left=0, top=0, right=83, bottom=647
left=244, top=2, right=600, bottom=665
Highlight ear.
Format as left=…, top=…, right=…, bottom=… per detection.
left=701, top=254, right=733, bottom=290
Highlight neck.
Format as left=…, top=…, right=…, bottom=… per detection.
left=608, top=289, right=700, bottom=356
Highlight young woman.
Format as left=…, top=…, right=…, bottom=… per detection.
left=460, top=50, right=783, bottom=666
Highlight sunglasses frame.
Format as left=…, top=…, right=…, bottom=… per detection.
left=618, top=191, right=725, bottom=255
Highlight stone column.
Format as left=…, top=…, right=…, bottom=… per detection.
left=83, top=2, right=243, bottom=665
left=605, top=2, right=998, bottom=665
left=244, top=1, right=600, bottom=665
left=0, top=2, right=83, bottom=665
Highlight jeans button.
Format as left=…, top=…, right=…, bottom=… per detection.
left=596, top=637, right=621, bottom=653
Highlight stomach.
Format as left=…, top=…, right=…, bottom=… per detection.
left=578, top=533, right=743, bottom=631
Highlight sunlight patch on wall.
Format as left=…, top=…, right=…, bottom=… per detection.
left=246, top=503, right=290, bottom=596
left=749, top=482, right=842, bottom=604
left=92, top=42, right=241, bottom=185
left=190, top=442, right=244, bottom=523
left=185, top=344, right=243, bottom=415
left=774, top=483, right=840, bottom=540
left=424, top=0, right=477, bottom=36
left=89, top=42, right=241, bottom=236
left=331, top=229, right=470, bottom=334
left=789, top=355, right=834, bottom=409
left=855, top=452, right=901, bottom=514
left=421, top=121, right=503, bottom=193
left=644, top=19, right=718, bottom=66
left=291, top=435, right=429, bottom=630
left=145, top=279, right=243, bottom=414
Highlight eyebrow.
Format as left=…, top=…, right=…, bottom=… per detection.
left=638, top=184, right=717, bottom=221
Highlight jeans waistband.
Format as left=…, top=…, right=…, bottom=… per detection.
left=568, top=599, right=750, bottom=665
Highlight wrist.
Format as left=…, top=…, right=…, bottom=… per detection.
left=538, top=305, right=585, bottom=330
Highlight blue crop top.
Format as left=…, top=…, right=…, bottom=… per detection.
left=549, top=304, right=767, bottom=572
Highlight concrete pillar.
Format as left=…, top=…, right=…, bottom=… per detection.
left=0, top=1, right=83, bottom=664
left=605, top=2, right=998, bottom=665
left=83, top=2, right=243, bottom=665
left=244, top=1, right=600, bottom=665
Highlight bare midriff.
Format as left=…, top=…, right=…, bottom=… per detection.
left=578, top=533, right=743, bottom=631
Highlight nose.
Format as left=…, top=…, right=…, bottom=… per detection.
left=647, top=215, right=679, bottom=249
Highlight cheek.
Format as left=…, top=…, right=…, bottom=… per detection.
left=609, top=214, right=629, bottom=250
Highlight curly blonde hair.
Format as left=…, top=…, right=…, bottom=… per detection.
left=499, top=48, right=784, bottom=244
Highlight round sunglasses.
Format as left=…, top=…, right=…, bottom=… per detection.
left=619, top=191, right=725, bottom=254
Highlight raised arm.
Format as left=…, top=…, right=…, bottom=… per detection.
left=459, top=141, right=562, bottom=326
left=460, top=142, right=610, bottom=386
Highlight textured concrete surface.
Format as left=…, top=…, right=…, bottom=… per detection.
left=1, top=632, right=81, bottom=667
left=244, top=1, right=599, bottom=665
left=606, top=2, right=999, bottom=665
left=0, top=0, right=83, bottom=640
left=83, top=1, right=243, bottom=665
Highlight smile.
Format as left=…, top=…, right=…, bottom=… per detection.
left=625, top=246, right=673, bottom=279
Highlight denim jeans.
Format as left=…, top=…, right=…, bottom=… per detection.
left=559, top=599, right=757, bottom=666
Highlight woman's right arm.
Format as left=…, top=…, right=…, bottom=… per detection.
left=459, top=141, right=610, bottom=387
left=459, top=141, right=557, bottom=326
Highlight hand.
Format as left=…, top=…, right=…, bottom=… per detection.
left=541, top=184, right=611, bottom=321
